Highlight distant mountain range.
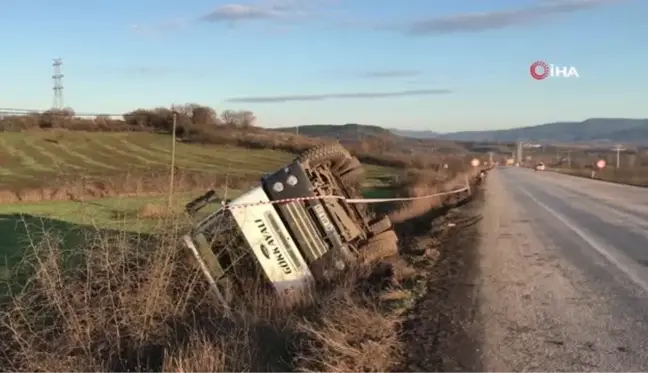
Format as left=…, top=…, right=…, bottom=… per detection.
left=274, top=118, right=648, bottom=146
left=272, top=123, right=468, bottom=153
left=389, top=129, right=439, bottom=139
left=277, top=123, right=390, bottom=139
left=395, top=118, right=648, bottom=144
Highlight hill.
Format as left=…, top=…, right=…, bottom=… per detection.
left=274, top=124, right=470, bottom=154
left=434, top=118, right=648, bottom=144
left=275, top=123, right=390, bottom=140
left=389, top=129, right=439, bottom=139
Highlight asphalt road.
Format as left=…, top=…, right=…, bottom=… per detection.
left=476, top=167, right=648, bottom=371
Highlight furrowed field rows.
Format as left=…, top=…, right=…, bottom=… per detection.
left=0, top=131, right=396, bottom=190
left=0, top=132, right=291, bottom=186
left=118, top=137, right=293, bottom=174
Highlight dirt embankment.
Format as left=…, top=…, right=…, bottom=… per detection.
left=396, top=186, right=484, bottom=371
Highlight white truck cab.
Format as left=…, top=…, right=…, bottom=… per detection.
left=228, top=187, right=314, bottom=293
left=182, top=143, right=398, bottom=307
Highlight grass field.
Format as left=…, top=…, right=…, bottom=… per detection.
left=0, top=131, right=398, bottom=282
left=0, top=131, right=292, bottom=189
left=0, top=192, right=219, bottom=283
left=0, top=130, right=476, bottom=372
left=0, top=131, right=394, bottom=189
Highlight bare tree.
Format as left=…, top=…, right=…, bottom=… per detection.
left=123, top=109, right=151, bottom=127
left=94, top=115, right=110, bottom=129
left=358, top=139, right=370, bottom=153
left=221, top=110, right=238, bottom=127
left=375, top=133, right=393, bottom=154
left=60, top=107, right=76, bottom=117
left=238, top=110, right=256, bottom=128
left=191, top=105, right=218, bottom=125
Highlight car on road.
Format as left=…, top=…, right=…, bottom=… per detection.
left=534, top=162, right=546, bottom=171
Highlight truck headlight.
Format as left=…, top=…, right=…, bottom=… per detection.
left=273, top=182, right=284, bottom=192
left=286, top=175, right=298, bottom=186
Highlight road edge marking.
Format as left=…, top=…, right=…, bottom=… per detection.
left=519, top=187, right=648, bottom=294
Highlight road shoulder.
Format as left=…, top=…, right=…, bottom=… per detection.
left=397, top=186, right=484, bottom=371
left=476, top=169, right=646, bottom=371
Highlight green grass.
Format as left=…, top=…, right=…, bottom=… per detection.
left=0, top=180, right=397, bottom=284
left=0, top=131, right=295, bottom=189
left=0, top=193, right=218, bottom=282
left=0, top=131, right=395, bottom=189
left=0, top=131, right=399, bottom=283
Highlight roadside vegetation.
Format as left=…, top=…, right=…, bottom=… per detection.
left=0, top=105, right=483, bottom=371
left=551, top=166, right=648, bottom=187
left=517, top=146, right=648, bottom=187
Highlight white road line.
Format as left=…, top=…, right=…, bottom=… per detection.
left=519, top=187, right=648, bottom=294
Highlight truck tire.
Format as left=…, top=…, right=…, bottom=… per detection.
left=368, top=215, right=392, bottom=235
left=297, top=142, right=351, bottom=168
left=332, top=155, right=354, bottom=172
left=362, top=229, right=399, bottom=264
left=338, top=157, right=365, bottom=184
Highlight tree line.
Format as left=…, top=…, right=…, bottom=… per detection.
left=0, top=104, right=256, bottom=134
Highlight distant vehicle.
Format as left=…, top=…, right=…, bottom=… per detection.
left=534, top=163, right=546, bottom=171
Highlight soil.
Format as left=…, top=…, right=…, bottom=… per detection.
left=396, top=187, right=484, bottom=371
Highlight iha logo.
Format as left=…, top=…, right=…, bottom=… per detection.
left=530, top=60, right=579, bottom=80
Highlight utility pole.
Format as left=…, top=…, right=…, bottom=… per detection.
left=168, top=109, right=178, bottom=210
left=52, top=58, right=64, bottom=109
left=612, top=144, right=626, bottom=168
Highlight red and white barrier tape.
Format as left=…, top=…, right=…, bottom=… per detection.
left=221, top=184, right=471, bottom=210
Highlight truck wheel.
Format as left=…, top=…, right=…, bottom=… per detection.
left=368, top=215, right=392, bottom=235
left=333, top=155, right=354, bottom=172
left=338, top=157, right=365, bottom=184
left=297, top=142, right=351, bottom=168
left=362, top=229, right=399, bottom=264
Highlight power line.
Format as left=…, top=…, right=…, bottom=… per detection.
left=0, top=108, right=123, bottom=118
left=52, top=58, right=64, bottom=109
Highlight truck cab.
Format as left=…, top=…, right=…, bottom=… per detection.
left=182, top=143, right=397, bottom=306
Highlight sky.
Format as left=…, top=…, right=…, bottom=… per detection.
left=0, top=0, right=646, bottom=132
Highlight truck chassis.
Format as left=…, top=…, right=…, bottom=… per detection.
left=182, top=143, right=398, bottom=306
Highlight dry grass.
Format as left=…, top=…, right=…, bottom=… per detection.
left=388, top=168, right=479, bottom=223
left=553, top=166, right=648, bottom=187
left=0, top=213, right=408, bottom=372
left=0, top=169, right=256, bottom=204
left=295, top=294, right=401, bottom=372
left=0, top=141, right=480, bottom=371
left=137, top=203, right=175, bottom=219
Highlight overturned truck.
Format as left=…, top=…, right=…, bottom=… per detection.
left=182, top=143, right=398, bottom=306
